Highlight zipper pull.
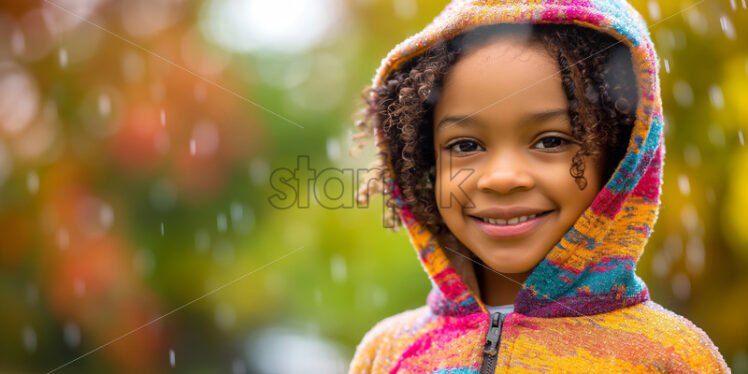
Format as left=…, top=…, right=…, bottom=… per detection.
left=483, top=312, right=503, bottom=355
left=480, top=311, right=506, bottom=374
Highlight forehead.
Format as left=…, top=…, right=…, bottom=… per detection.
left=433, top=36, right=567, bottom=129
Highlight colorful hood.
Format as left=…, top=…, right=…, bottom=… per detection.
left=372, top=0, right=663, bottom=319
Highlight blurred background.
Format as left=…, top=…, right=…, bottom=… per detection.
left=0, top=0, right=745, bottom=373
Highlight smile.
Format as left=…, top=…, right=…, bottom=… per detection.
left=470, top=210, right=552, bottom=238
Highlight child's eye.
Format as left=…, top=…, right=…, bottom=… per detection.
left=447, top=139, right=484, bottom=154
left=532, top=136, right=570, bottom=150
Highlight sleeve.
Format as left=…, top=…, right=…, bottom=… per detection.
left=639, top=301, right=730, bottom=373
left=347, top=324, right=384, bottom=374
left=347, top=306, right=432, bottom=374
left=682, top=322, right=731, bottom=373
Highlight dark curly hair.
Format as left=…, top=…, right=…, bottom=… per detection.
left=354, top=23, right=638, bottom=236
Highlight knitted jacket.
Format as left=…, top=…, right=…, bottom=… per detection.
left=349, top=0, right=730, bottom=373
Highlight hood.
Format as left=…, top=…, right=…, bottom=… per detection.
left=370, top=0, right=664, bottom=318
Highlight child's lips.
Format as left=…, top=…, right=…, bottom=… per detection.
left=469, top=210, right=552, bottom=238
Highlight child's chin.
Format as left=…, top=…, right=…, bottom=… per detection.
left=478, top=256, right=538, bottom=276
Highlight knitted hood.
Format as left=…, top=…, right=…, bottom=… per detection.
left=372, top=0, right=663, bottom=319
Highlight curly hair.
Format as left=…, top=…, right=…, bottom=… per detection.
left=354, top=24, right=638, bottom=236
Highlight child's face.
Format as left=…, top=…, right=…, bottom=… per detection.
left=432, top=36, right=604, bottom=275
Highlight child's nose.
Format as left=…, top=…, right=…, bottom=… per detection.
left=475, top=151, right=534, bottom=194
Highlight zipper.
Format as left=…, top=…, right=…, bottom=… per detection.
left=480, top=311, right=506, bottom=374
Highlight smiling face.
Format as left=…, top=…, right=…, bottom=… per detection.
left=433, top=35, right=605, bottom=278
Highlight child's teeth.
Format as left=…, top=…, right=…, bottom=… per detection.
left=482, top=214, right=537, bottom=225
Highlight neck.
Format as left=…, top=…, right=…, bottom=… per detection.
left=477, top=263, right=532, bottom=306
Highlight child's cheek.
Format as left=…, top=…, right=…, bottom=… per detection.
left=434, top=165, right=475, bottom=211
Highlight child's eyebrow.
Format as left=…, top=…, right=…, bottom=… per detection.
left=435, top=108, right=568, bottom=130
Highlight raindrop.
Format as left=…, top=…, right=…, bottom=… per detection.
left=233, top=204, right=255, bottom=234
left=63, top=322, right=81, bottom=349
left=98, top=93, right=111, bottom=117
left=730, top=0, right=737, bottom=10
left=215, top=303, right=236, bottom=331
left=326, top=137, right=341, bottom=162
left=743, top=0, right=747, bottom=10
left=160, top=109, right=166, bottom=127
left=663, top=58, right=670, bottom=74
left=330, top=254, right=347, bottom=283
left=161, top=222, right=165, bottom=236
left=195, top=229, right=211, bottom=253
left=671, top=272, right=691, bottom=300
left=648, top=0, right=661, bottom=21
left=708, top=85, right=724, bottom=109
left=685, top=234, right=705, bottom=275
left=59, top=47, right=68, bottom=68
left=74, top=279, right=86, bottom=297
left=27, top=170, right=39, bottom=194
left=217, top=213, right=228, bottom=233
left=57, top=227, right=69, bottom=250
left=673, top=81, right=693, bottom=107
left=22, top=326, right=37, bottom=353
left=192, top=120, right=220, bottom=156
left=681, top=204, right=700, bottom=233
left=708, top=124, right=725, bottom=147
left=720, top=15, right=736, bottom=40
left=739, top=130, right=744, bottom=146
left=169, top=349, right=175, bottom=368
left=190, top=139, right=196, bottom=155
left=99, top=203, right=114, bottom=228
left=230, top=201, right=244, bottom=222
left=686, top=9, right=708, bottom=35
left=0, top=64, right=40, bottom=135
left=78, top=197, right=114, bottom=238
left=683, top=145, right=701, bottom=167
left=677, top=174, right=690, bottom=196
left=655, top=28, right=676, bottom=51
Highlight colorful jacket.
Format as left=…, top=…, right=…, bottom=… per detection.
left=349, top=0, right=730, bottom=373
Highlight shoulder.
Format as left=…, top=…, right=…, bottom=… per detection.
left=348, top=305, right=436, bottom=374
left=632, top=300, right=730, bottom=373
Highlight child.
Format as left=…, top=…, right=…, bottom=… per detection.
left=349, top=0, right=729, bottom=373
